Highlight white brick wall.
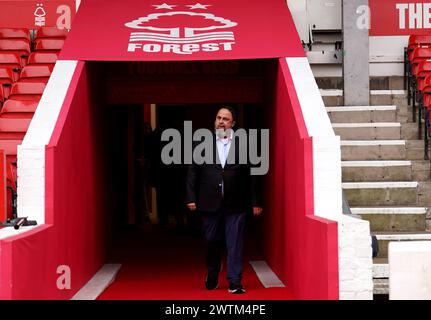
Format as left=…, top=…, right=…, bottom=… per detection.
left=17, top=146, right=45, bottom=223
left=312, top=135, right=343, bottom=222
left=286, top=57, right=343, bottom=223
left=339, top=215, right=373, bottom=300
left=17, top=60, right=78, bottom=225
left=287, top=57, right=373, bottom=299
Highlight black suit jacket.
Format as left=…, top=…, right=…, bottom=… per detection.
left=186, top=133, right=261, bottom=213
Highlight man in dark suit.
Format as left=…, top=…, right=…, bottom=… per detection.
left=186, top=107, right=263, bottom=294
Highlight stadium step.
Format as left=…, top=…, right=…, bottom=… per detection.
left=326, top=105, right=397, bottom=123
left=351, top=207, right=428, bottom=232
left=373, top=257, right=389, bottom=295
left=327, top=104, right=416, bottom=124
left=341, top=160, right=430, bottom=182
left=372, top=231, right=431, bottom=258
left=342, top=161, right=412, bottom=182
left=333, top=123, right=401, bottom=140
left=315, top=76, right=404, bottom=91
left=320, top=89, right=407, bottom=107
left=343, top=181, right=419, bottom=206
left=341, top=140, right=406, bottom=161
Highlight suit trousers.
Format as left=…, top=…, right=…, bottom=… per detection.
left=202, top=207, right=246, bottom=285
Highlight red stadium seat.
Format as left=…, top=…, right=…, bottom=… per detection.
left=0, top=67, right=13, bottom=98
left=0, top=139, right=22, bottom=156
left=425, top=95, right=431, bottom=113
left=19, top=65, right=52, bottom=84
left=0, top=99, right=39, bottom=118
left=0, top=99, right=37, bottom=118
left=416, top=61, right=431, bottom=92
left=0, top=146, right=19, bottom=213
left=0, top=39, right=30, bottom=66
left=0, top=67, right=14, bottom=83
left=34, top=39, right=64, bottom=52
left=0, top=132, right=25, bottom=141
left=0, top=28, right=30, bottom=41
left=420, top=79, right=431, bottom=157
left=0, top=39, right=30, bottom=53
left=408, top=48, right=431, bottom=114
left=35, top=27, right=68, bottom=40
left=409, top=35, right=431, bottom=46
left=27, top=52, right=58, bottom=67
left=0, top=52, right=23, bottom=80
left=0, top=52, right=23, bottom=68
left=0, top=118, right=31, bottom=140
left=0, top=99, right=38, bottom=113
left=8, top=82, right=45, bottom=101
left=0, top=52, right=21, bottom=64
left=405, top=37, right=431, bottom=97
left=0, top=139, right=21, bottom=212
left=423, top=77, right=431, bottom=95
left=423, top=80, right=431, bottom=115
left=0, top=51, right=28, bottom=68
left=411, top=47, right=431, bottom=76
left=18, top=77, right=49, bottom=85
left=407, top=36, right=431, bottom=61
left=0, top=85, right=4, bottom=103
left=0, top=118, right=31, bottom=132
left=408, top=44, right=430, bottom=61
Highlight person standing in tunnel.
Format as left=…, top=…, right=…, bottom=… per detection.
left=186, top=107, right=263, bottom=294
left=150, top=108, right=188, bottom=231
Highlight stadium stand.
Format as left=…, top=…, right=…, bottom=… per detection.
left=0, top=26, right=66, bottom=220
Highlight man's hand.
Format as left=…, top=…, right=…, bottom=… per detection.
left=187, top=203, right=197, bottom=211
left=253, top=207, right=263, bottom=216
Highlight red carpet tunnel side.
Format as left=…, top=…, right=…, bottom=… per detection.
left=0, top=59, right=338, bottom=299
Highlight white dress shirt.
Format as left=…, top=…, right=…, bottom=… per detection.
left=216, top=129, right=233, bottom=196
left=216, top=129, right=233, bottom=168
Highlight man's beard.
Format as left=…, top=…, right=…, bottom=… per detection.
left=215, top=128, right=233, bottom=139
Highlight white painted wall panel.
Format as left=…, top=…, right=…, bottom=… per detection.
left=18, top=60, right=78, bottom=225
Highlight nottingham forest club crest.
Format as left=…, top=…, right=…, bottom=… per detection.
left=125, top=3, right=237, bottom=55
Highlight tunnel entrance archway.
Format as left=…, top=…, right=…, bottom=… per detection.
left=94, top=60, right=279, bottom=298
left=101, top=59, right=273, bottom=227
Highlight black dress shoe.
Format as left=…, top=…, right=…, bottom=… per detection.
left=228, top=283, right=246, bottom=294
left=205, top=263, right=222, bottom=290
left=205, top=276, right=218, bottom=290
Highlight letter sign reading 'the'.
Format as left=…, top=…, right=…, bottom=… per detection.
left=396, top=3, right=431, bottom=29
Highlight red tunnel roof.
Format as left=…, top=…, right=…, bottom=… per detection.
left=60, top=0, right=305, bottom=61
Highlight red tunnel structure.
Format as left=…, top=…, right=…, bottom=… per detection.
left=0, top=0, right=340, bottom=299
